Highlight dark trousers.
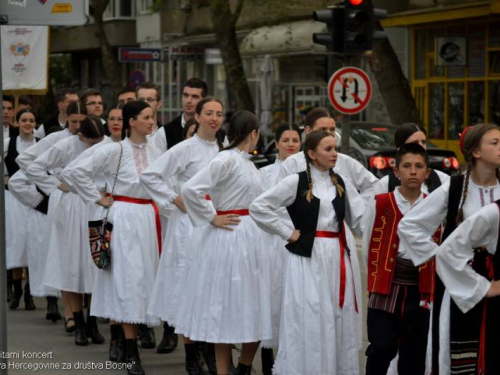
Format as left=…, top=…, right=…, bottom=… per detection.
left=365, top=284, right=430, bottom=375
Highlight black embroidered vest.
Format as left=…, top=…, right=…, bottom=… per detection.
left=285, top=171, right=347, bottom=258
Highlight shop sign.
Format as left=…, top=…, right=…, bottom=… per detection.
left=205, top=48, right=223, bottom=65
left=119, top=48, right=162, bottom=62
left=167, top=46, right=205, bottom=61
left=328, top=67, right=372, bottom=115
left=435, top=37, right=466, bottom=67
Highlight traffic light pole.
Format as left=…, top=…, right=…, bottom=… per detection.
left=340, top=54, right=351, bottom=152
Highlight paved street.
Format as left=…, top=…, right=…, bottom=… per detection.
left=4, top=241, right=369, bottom=375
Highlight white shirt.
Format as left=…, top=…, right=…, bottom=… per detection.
left=250, top=164, right=365, bottom=241
left=141, top=134, right=220, bottom=211
left=70, top=138, right=162, bottom=204
left=373, top=169, right=450, bottom=196
left=362, top=187, right=425, bottom=264
left=8, top=170, right=44, bottom=208
left=4, top=136, right=36, bottom=175
left=398, top=178, right=500, bottom=266
left=181, top=148, right=263, bottom=227
left=25, top=135, right=89, bottom=195
left=16, top=128, right=71, bottom=172
left=279, top=151, right=378, bottom=206
left=436, top=202, right=499, bottom=313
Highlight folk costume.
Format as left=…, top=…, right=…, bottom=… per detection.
left=26, top=135, right=96, bottom=294
left=374, top=169, right=449, bottom=195
left=141, top=133, right=220, bottom=326
left=250, top=166, right=364, bottom=375
left=176, top=148, right=273, bottom=343
left=70, top=138, right=162, bottom=325
left=436, top=201, right=500, bottom=375
left=398, top=176, right=500, bottom=374
left=363, top=189, right=440, bottom=375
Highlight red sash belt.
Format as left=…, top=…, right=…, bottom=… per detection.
left=315, top=229, right=358, bottom=313
left=112, top=195, right=162, bottom=256
left=205, top=194, right=211, bottom=201
left=216, top=209, right=249, bottom=216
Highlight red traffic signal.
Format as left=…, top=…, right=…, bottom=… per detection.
left=348, top=0, right=364, bottom=5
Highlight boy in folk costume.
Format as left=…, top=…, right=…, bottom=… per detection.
left=363, top=144, right=439, bottom=375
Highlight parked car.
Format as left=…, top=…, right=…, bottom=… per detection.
left=255, top=122, right=461, bottom=178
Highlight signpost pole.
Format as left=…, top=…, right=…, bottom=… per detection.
left=340, top=55, right=351, bottom=153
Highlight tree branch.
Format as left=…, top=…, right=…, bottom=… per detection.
left=233, top=0, right=245, bottom=21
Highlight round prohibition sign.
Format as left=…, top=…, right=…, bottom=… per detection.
left=328, top=67, right=372, bottom=115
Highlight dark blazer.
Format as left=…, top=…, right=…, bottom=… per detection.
left=164, top=115, right=183, bottom=149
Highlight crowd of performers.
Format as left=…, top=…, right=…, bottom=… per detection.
left=4, top=78, right=500, bottom=375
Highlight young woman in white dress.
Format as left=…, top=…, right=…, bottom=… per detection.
left=257, top=123, right=301, bottom=374
left=250, top=131, right=365, bottom=375
left=70, top=101, right=162, bottom=375
left=16, top=100, right=87, bottom=332
left=4, top=109, right=38, bottom=311
left=141, top=97, right=225, bottom=375
left=177, top=110, right=272, bottom=375
left=398, top=123, right=500, bottom=374
left=26, top=115, right=105, bottom=347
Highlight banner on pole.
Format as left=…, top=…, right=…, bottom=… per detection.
left=1, top=26, right=49, bottom=93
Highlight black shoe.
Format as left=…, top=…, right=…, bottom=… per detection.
left=157, top=322, right=178, bottom=353
left=8, top=279, right=23, bottom=310
left=73, top=311, right=88, bottom=346
left=125, top=339, right=145, bottom=375
left=202, top=342, right=217, bottom=375
left=23, top=283, right=36, bottom=311
left=235, top=363, right=252, bottom=375
left=261, top=347, right=274, bottom=375
left=185, top=343, right=207, bottom=375
left=46, top=297, right=62, bottom=322
left=86, top=313, right=105, bottom=344
left=109, top=325, right=122, bottom=362
left=65, top=318, right=76, bottom=333
left=138, top=324, right=156, bottom=349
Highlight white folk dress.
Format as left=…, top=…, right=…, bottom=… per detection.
left=5, top=137, right=36, bottom=269
left=26, top=135, right=95, bottom=294
left=176, top=148, right=273, bottom=343
left=70, top=138, right=162, bottom=325
left=373, top=169, right=450, bottom=196
left=8, top=170, right=60, bottom=297
left=141, top=134, right=219, bottom=326
left=398, top=178, right=500, bottom=374
left=257, top=159, right=292, bottom=349
left=250, top=165, right=365, bottom=375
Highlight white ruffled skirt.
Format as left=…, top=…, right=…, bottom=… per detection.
left=43, top=191, right=95, bottom=293
left=6, top=190, right=30, bottom=269
left=90, top=200, right=160, bottom=325
left=273, top=235, right=361, bottom=375
left=175, top=216, right=273, bottom=343
left=148, top=206, right=192, bottom=325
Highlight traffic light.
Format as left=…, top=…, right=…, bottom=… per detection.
left=344, top=0, right=387, bottom=53
left=312, top=7, right=345, bottom=53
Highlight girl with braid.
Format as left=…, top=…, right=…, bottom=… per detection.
left=250, top=131, right=365, bottom=375
left=177, top=110, right=272, bottom=375
left=398, top=123, right=500, bottom=374
left=141, top=97, right=226, bottom=375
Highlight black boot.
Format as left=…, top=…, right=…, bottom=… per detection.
left=46, top=297, right=62, bottom=322
left=138, top=324, right=156, bottom=349
left=7, top=270, right=13, bottom=303
left=23, top=283, right=36, bottom=311
left=157, top=322, right=178, bottom=353
left=117, top=327, right=126, bottom=363
left=235, top=363, right=252, bottom=375
left=202, top=342, right=217, bottom=375
left=8, top=279, right=23, bottom=310
left=73, top=311, right=88, bottom=346
left=261, top=348, right=274, bottom=375
left=125, top=339, right=145, bottom=375
left=109, top=325, right=122, bottom=361
left=185, top=343, right=207, bottom=375
left=86, top=310, right=105, bottom=344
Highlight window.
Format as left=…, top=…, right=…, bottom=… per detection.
left=103, top=0, right=135, bottom=20
left=138, top=0, right=154, bottom=14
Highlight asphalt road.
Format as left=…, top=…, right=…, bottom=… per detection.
left=3, top=240, right=369, bottom=375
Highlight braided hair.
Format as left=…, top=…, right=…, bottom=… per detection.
left=456, top=123, right=500, bottom=224
left=224, top=110, right=259, bottom=151
left=194, top=96, right=225, bottom=150
left=303, top=130, right=344, bottom=203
